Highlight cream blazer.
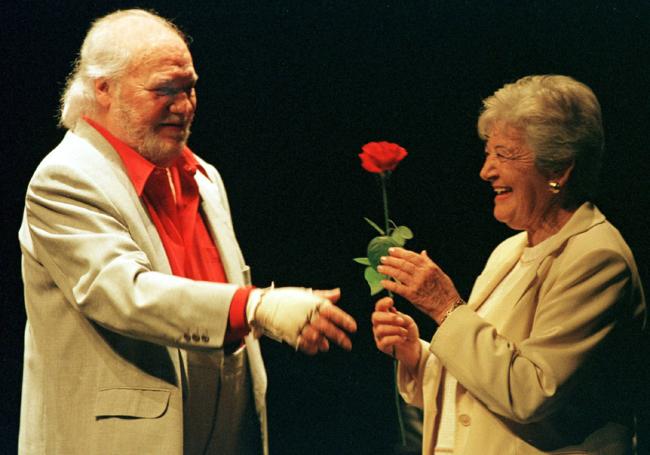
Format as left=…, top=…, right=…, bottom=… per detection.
left=18, top=121, right=268, bottom=454
left=398, top=203, right=646, bottom=454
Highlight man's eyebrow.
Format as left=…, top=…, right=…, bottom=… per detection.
left=152, top=75, right=198, bottom=87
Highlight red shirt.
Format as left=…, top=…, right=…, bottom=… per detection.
left=85, top=117, right=250, bottom=342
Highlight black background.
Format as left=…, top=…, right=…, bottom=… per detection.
left=2, top=1, right=649, bottom=454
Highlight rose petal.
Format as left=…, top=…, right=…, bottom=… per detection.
left=359, top=141, right=408, bottom=173
left=359, top=152, right=383, bottom=173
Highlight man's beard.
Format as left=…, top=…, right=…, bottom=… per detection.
left=116, top=104, right=192, bottom=165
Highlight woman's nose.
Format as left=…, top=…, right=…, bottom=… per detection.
left=479, top=154, right=497, bottom=182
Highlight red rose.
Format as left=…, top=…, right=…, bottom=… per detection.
left=359, top=141, right=408, bottom=173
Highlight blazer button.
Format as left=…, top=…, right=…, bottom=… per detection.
left=183, top=333, right=191, bottom=341
left=201, top=335, right=210, bottom=342
left=192, top=334, right=200, bottom=342
left=458, top=414, right=471, bottom=426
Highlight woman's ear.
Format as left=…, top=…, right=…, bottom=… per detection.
left=556, top=161, right=575, bottom=188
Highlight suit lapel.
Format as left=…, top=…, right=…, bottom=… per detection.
left=195, top=171, right=268, bottom=416
left=194, top=171, right=247, bottom=286
left=468, top=234, right=526, bottom=312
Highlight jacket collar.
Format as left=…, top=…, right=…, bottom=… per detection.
left=468, top=202, right=606, bottom=311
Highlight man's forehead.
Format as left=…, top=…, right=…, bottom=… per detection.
left=149, top=60, right=198, bottom=80
left=128, top=46, right=197, bottom=81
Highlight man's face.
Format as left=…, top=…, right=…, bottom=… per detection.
left=107, top=37, right=198, bottom=165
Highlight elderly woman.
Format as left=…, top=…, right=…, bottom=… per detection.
left=372, top=75, right=646, bottom=454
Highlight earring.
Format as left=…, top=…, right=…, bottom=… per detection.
left=548, top=181, right=561, bottom=194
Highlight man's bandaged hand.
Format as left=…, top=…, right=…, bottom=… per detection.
left=247, top=287, right=357, bottom=354
left=247, top=287, right=324, bottom=345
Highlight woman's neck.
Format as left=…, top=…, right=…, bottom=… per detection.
left=527, top=206, right=576, bottom=246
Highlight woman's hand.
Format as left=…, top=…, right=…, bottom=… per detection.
left=371, top=297, right=421, bottom=374
left=378, top=247, right=461, bottom=325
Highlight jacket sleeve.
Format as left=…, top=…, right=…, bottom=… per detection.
left=22, top=158, right=237, bottom=349
left=397, top=339, right=436, bottom=409
left=430, top=245, right=637, bottom=424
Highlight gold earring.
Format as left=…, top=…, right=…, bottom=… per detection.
left=548, top=181, right=561, bottom=194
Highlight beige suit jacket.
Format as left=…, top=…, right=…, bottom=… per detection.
left=18, top=121, right=268, bottom=454
left=398, top=203, right=646, bottom=454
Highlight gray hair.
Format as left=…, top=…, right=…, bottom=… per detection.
left=59, top=9, right=187, bottom=129
left=477, top=75, right=604, bottom=206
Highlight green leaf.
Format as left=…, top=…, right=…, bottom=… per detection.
left=367, top=235, right=399, bottom=269
left=390, top=231, right=406, bottom=246
left=364, top=266, right=386, bottom=295
left=364, top=217, right=385, bottom=235
left=353, top=257, right=371, bottom=265
left=390, top=225, right=413, bottom=246
left=395, top=225, right=414, bottom=239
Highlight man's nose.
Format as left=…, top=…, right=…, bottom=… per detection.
left=169, top=92, right=195, bottom=115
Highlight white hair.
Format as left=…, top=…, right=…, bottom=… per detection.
left=478, top=75, right=604, bottom=206
left=59, top=9, right=187, bottom=129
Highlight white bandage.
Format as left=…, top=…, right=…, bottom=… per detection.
left=246, top=285, right=328, bottom=347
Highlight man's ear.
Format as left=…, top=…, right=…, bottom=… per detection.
left=94, top=78, right=113, bottom=108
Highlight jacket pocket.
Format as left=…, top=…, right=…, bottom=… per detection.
left=95, top=387, right=171, bottom=419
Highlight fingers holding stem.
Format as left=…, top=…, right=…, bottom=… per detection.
left=372, top=297, right=408, bottom=355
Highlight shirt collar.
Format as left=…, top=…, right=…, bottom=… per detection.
left=83, top=116, right=206, bottom=195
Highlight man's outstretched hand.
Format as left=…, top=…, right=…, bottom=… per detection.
left=248, top=287, right=357, bottom=354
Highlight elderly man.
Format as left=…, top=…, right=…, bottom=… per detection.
left=18, top=9, right=356, bottom=455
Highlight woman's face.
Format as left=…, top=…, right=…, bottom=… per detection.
left=480, top=125, right=558, bottom=235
